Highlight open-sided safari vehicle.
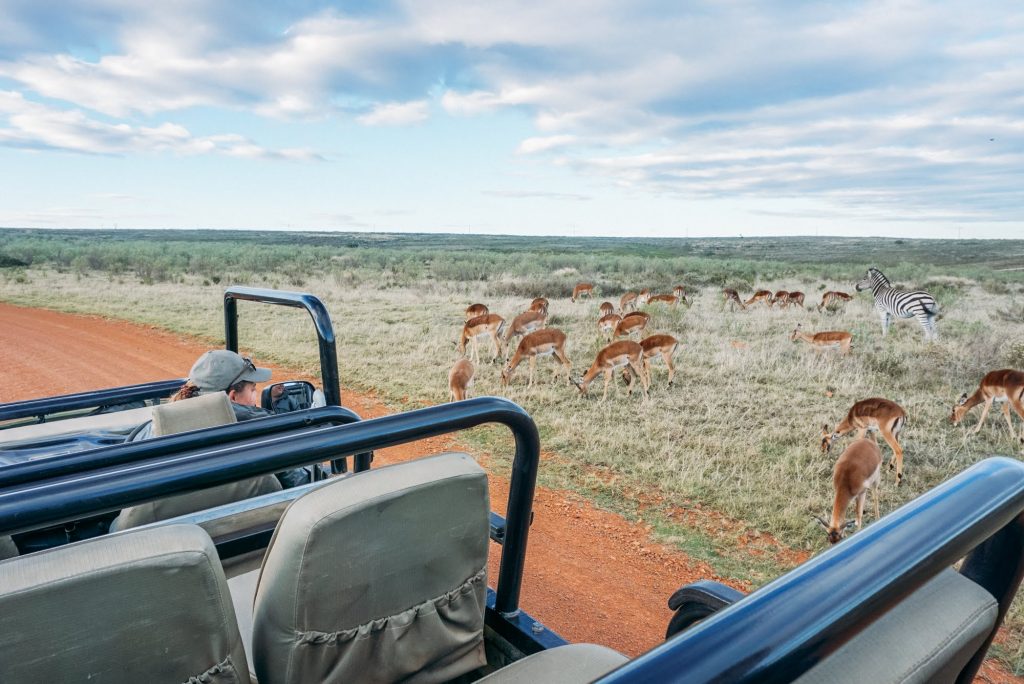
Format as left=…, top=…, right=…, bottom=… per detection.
left=1, top=290, right=1024, bottom=683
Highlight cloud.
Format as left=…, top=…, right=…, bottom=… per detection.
left=516, top=135, right=577, bottom=154
left=357, top=99, right=428, bottom=125
left=483, top=189, right=591, bottom=201
left=0, top=90, right=321, bottom=159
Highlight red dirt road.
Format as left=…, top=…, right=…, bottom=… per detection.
left=1, top=302, right=1018, bottom=681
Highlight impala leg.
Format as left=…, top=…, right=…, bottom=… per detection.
left=555, top=348, right=572, bottom=384
left=855, top=492, right=866, bottom=529
left=602, top=369, right=612, bottom=401
left=1000, top=401, right=1016, bottom=440
left=1008, top=397, right=1024, bottom=441
left=629, top=359, right=650, bottom=400
left=855, top=428, right=868, bottom=440
left=665, top=352, right=675, bottom=386
left=973, top=398, right=994, bottom=434
left=528, top=356, right=536, bottom=387
left=491, top=333, right=502, bottom=363
left=470, top=338, right=479, bottom=365
left=880, top=427, right=904, bottom=486
left=873, top=485, right=880, bottom=521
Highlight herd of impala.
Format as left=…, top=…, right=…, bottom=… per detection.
left=449, top=279, right=1024, bottom=547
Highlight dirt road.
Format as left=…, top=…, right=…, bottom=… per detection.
left=1, top=301, right=1018, bottom=681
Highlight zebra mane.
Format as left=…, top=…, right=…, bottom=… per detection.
left=868, top=267, right=891, bottom=286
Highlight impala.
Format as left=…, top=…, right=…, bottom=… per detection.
left=465, top=303, right=488, bottom=320
left=614, top=311, right=650, bottom=338
left=814, top=438, right=882, bottom=544
left=571, top=283, right=595, bottom=302
left=620, top=291, right=639, bottom=313
left=529, top=297, right=549, bottom=316
left=448, top=358, right=474, bottom=402
left=647, top=294, right=680, bottom=307
left=573, top=340, right=650, bottom=400
left=951, top=369, right=1024, bottom=440
left=597, top=313, right=622, bottom=340
left=817, top=291, right=853, bottom=312
left=822, top=398, right=907, bottom=486
left=637, top=333, right=679, bottom=386
left=636, top=289, right=652, bottom=306
left=723, top=288, right=746, bottom=311
left=771, top=290, right=790, bottom=308
left=502, top=310, right=547, bottom=359
left=599, top=301, right=615, bottom=317
left=673, top=286, right=690, bottom=307
left=458, top=313, right=505, bottom=364
left=501, top=328, right=572, bottom=387
left=745, top=290, right=773, bottom=308
left=787, top=291, right=805, bottom=308
left=790, top=324, right=853, bottom=354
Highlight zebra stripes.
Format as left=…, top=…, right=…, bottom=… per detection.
left=855, top=268, right=939, bottom=340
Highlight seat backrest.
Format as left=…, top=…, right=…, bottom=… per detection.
left=796, top=568, right=998, bottom=684
left=0, top=523, right=251, bottom=684
left=111, top=392, right=282, bottom=531
left=252, top=452, right=490, bottom=684
left=152, top=391, right=237, bottom=436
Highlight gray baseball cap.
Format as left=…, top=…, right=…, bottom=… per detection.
left=188, top=350, right=272, bottom=393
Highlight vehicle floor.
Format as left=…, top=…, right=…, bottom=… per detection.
left=0, top=301, right=1018, bottom=683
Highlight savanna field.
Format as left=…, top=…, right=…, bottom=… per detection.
left=3, top=229, right=1024, bottom=671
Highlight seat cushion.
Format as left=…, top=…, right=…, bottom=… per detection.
left=0, top=523, right=251, bottom=684
left=476, top=644, right=629, bottom=683
left=252, top=452, right=490, bottom=684
left=796, top=568, right=997, bottom=684
left=152, top=391, right=237, bottom=436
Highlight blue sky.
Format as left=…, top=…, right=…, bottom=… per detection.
left=0, top=1, right=1021, bottom=238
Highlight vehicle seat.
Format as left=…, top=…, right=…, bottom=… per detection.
left=475, top=643, right=629, bottom=683
left=110, top=392, right=282, bottom=531
left=0, top=523, right=251, bottom=683
left=796, top=568, right=997, bottom=683
left=243, top=452, right=490, bottom=684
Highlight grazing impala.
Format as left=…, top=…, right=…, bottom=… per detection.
left=818, top=290, right=853, bottom=312
left=791, top=324, right=853, bottom=354
left=599, top=301, right=615, bottom=317
left=502, top=311, right=547, bottom=359
left=647, top=293, right=680, bottom=307
left=614, top=311, right=650, bottom=338
left=814, top=438, right=882, bottom=544
left=636, top=289, right=652, bottom=306
left=571, top=283, right=595, bottom=302
left=448, top=358, right=474, bottom=402
left=501, top=328, right=572, bottom=387
left=823, top=398, right=907, bottom=486
left=745, top=290, right=773, bottom=308
left=787, top=291, right=805, bottom=308
left=458, top=313, right=505, bottom=364
left=465, top=303, right=488, bottom=320
left=597, top=313, right=622, bottom=340
left=620, top=291, right=639, bottom=313
left=573, top=340, right=650, bottom=400
left=951, top=369, right=1024, bottom=440
left=529, top=297, right=549, bottom=316
left=637, top=333, right=679, bottom=386
left=771, top=290, right=790, bottom=308
left=723, top=288, right=746, bottom=311
left=673, top=286, right=690, bottom=307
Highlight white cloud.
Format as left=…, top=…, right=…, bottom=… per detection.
left=516, top=135, right=577, bottom=154
left=357, top=100, right=428, bottom=126
left=0, top=90, right=320, bottom=160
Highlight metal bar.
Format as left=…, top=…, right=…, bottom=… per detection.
left=0, top=379, right=185, bottom=423
left=596, top=457, right=1024, bottom=684
left=222, top=287, right=341, bottom=407
left=0, top=396, right=539, bottom=616
left=0, top=405, right=363, bottom=489
left=485, top=589, right=569, bottom=655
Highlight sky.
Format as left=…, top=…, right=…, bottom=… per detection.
left=0, top=1, right=1022, bottom=239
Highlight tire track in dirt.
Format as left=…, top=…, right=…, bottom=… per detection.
left=1, top=302, right=1019, bottom=680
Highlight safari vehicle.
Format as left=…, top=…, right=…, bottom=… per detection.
left=0, top=287, right=369, bottom=553
left=1, top=291, right=1023, bottom=682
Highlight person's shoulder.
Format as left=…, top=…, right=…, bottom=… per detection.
left=231, top=402, right=273, bottom=421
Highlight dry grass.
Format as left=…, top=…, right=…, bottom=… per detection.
left=4, top=264, right=1024, bottom=670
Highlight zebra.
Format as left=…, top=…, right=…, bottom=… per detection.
left=855, top=267, right=939, bottom=340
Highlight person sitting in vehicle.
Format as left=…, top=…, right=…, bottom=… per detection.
left=131, top=350, right=316, bottom=488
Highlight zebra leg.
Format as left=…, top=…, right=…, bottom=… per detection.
left=918, top=314, right=937, bottom=340
left=878, top=311, right=890, bottom=336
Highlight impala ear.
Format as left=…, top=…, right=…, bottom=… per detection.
left=843, top=519, right=857, bottom=530
left=957, top=392, right=969, bottom=406
left=812, top=515, right=830, bottom=530
left=821, top=424, right=830, bottom=436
